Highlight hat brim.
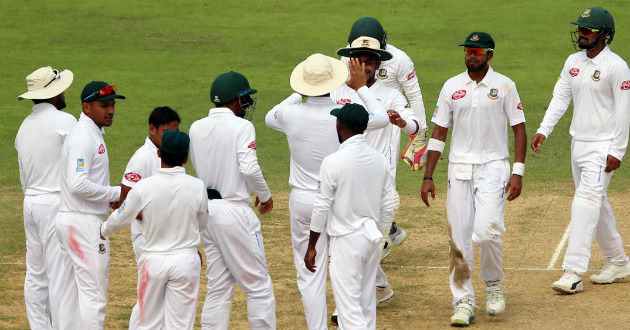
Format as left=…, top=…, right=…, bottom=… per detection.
left=330, top=108, right=341, bottom=117
left=459, top=42, right=494, bottom=49
left=570, top=21, right=602, bottom=30
left=336, top=47, right=393, bottom=61
left=17, top=69, right=74, bottom=101
left=87, top=94, right=126, bottom=102
left=290, top=56, right=349, bottom=96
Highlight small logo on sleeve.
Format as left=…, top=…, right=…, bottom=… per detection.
left=517, top=102, right=523, bottom=111
left=125, top=173, right=142, bottom=183
left=76, top=158, right=85, bottom=172
left=407, top=69, right=416, bottom=81
left=621, top=81, right=630, bottom=90
left=432, top=106, right=439, bottom=119
left=451, top=90, right=467, bottom=100
left=570, top=68, right=580, bottom=77
left=317, top=180, right=322, bottom=194
left=248, top=141, right=257, bottom=150
left=98, top=144, right=105, bottom=154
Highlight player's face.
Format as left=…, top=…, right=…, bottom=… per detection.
left=576, top=26, right=604, bottom=49
left=53, top=91, right=67, bottom=110
left=354, top=54, right=381, bottom=85
left=464, top=48, right=493, bottom=72
left=151, top=121, right=180, bottom=147
left=83, top=99, right=116, bottom=128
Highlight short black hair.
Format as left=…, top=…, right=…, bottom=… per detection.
left=149, top=106, right=181, bottom=127
left=160, top=149, right=186, bottom=167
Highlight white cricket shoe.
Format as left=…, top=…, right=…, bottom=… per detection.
left=485, top=280, right=505, bottom=316
left=380, top=236, right=394, bottom=260
left=552, top=270, right=583, bottom=294
left=376, top=284, right=394, bottom=304
left=590, top=262, right=630, bottom=284
left=451, top=299, right=475, bottom=327
left=389, top=221, right=407, bottom=247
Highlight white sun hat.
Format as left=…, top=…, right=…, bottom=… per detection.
left=17, top=66, right=74, bottom=101
left=290, top=53, right=349, bottom=96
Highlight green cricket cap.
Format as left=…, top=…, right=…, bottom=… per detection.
left=160, top=130, right=190, bottom=158
left=81, top=81, right=126, bottom=103
left=330, top=103, right=369, bottom=132
left=210, top=71, right=257, bottom=106
left=459, top=32, right=495, bottom=49
left=348, top=17, right=387, bottom=50
left=571, top=7, right=615, bottom=32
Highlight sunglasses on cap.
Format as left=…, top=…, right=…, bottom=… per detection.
left=464, top=48, right=493, bottom=56
left=43, top=69, right=60, bottom=88
left=577, top=26, right=600, bottom=36
left=83, top=86, right=118, bottom=102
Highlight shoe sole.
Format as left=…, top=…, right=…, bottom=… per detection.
left=377, top=289, right=394, bottom=304
left=451, top=316, right=475, bottom=327
left=589, top=272, right=630, bottom=284
left=552, top=285, right=583, bottom=294
left=488, top=308, right=504, bottom=316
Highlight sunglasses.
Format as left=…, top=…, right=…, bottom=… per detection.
left=577, top=26, right=600, bottom=36
left=83, top=86, right=118, bottom=102
left=464, top=48, right=492, bottom=56
left=43, top=69, right=60, bottom=88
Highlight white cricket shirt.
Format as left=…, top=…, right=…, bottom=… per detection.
left=60, top=112, right=121, bottom=216
left=121, top=137, right=160, bottom=236
left=101, top=167, right=208, bottom=254
left=265, top=94, right=340, bottom=191
left=537, top=46, right=630, bottom=160
left=310, top=135, right=394, bottom=237
left=15, top=103, right=77, bottom=196
left=432, top=66, right=526, bottom=164
left=189, top=107, right=271, bottom=203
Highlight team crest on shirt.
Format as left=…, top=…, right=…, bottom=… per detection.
left=337, top=99, right=351, bottom=105
left=377, top=69, right=388, bottom=79
left=432, top=106, right=439, bottom=119
left=451, top=90, right=467, bottom=100
left=98, top=144, right=105, bottom=154
left=407, top=69, right=416, bottom=81
left=76, top=158, right=85, bottom=172
left=317, top=180, right=322, bottom=194
left=621, top=81, right=630, bottom=90
left=248, top=141, right=257, bottom=150
left=517, top=102, right=523, bottom=111
left=99, top=243, right=106, bottom=254
left=592, top=70, right=601, bottom=82
left=570, top=68, right=580, bottom=77
left=487, top=88, right=499, bottom=100
left=125, top=172, right=142, bottom=183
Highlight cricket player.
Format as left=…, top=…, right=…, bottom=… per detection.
left=102, top=130, right=207, bottom=330
left=531, top=7, right=630, bottom=294
left=332, top=36, right=422, bottom=307
left=16, top=66, right=76, bottom=330
left=56, top=81, right=125, bottom=330
left=190, top=71, right=276, bottom=330
left=116, top=106, right=181, bottom=329
left=305, top=103, right=395, bottom=330
left=420, top=32, right=527, bottom=326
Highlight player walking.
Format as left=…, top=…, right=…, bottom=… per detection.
left=421, top=32, right=527, bottom=326
left=531, top=6, right=630, bottom=294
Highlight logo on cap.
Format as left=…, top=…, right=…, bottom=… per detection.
left=581, top=8, right=591, bottom=18
left=214, top=95, right=220, bottom=103
left=470, top=34, right=479, bottom=41
left=361, top=39, right=370, bottom=47
left=592, top=70, right=601, bottom=82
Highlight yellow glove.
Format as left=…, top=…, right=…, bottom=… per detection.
left=401, top=128, right=428, bottom=171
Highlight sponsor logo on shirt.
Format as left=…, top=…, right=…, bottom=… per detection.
left=488, top=88, right=499, bottom=100
left=432, top=106, right=439, bottom=119
left=76, top=158, right=85, bottom=172
left=517, top=102, right=523, bottom=111
left=377, top=68, right=388, bottom=79
left=621, top=81, right=630, bottom=90
left=570, top=68, right=580, bottom=77
left=451, top=90, right=466, bottom=100
left=337, top=99, right=351, bottom=105
left=407, top=69, right=416, bottom=81
left=117, top=201, right=126, bottom=214
left=317, top=180, right=322, bottom=194
left=98, top=144, right=105, bottom=154
left=99, top=243, right=106, bottom=254
left=125, top=172, right=142, bottom=183
left=592, top=70, right=601, bottom=82
left=248, top=141, right=257, bottom=150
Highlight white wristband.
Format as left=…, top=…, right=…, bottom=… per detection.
left=512, top=162, right=525, bottom=176
left=427, top=138, right=445, bottom=153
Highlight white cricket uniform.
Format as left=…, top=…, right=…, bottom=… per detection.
left=15, top=103, right=76, bottom=330
left=265, top=94, right=340, bottom=330
left=432, top=66, right=525, bottom=306
left=119, top=137, right=160, bottom=330
left=536, top=46, right=630, bottom=275
left=56, top=112, right=121, bottom=330
left=310, top=134, right=394, bottom=330
left=101, top=166, right=208, bottom=330
left=190, top=107, right=276, bottom=330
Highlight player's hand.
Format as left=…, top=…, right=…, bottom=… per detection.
left=420, top=179, right=436, bottom=207
left=304, top=247, right=317, bottom=273
left=256, top=196, right=273, bottom=215
left=109, top=201, right=120, bottom=210
left=605, top=154, right=621, bottom=173
left=346, top=58, right=367, bottom=91
left=505, top=174, right=522, bottom=201
left=387, top=110, right=407, bottom=128
left=530, top=133, right=546, bottom=153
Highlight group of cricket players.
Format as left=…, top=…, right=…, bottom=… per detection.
left=14, top=6, right=630, bottom=330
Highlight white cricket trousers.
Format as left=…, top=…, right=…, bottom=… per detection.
left=129, top=222, right=146, bottom=330
left=201, top=200, right=276, bottom=330
left=562, top=140, right=629, bottom=275
left=23, top=194, right=65, bottom=330
left=446, top=160, right=509, bottom=306
left=135, top=252, right=200, bottom=330
left=56, top=211, right=110, bottom=330
left=375, top=188, right=399, bottom=288
left=289, top=189, right=329, bottom=330
left=329, top=225, right=380, bottom=330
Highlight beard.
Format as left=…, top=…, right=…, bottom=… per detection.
left=466, top=62, right=485, bottom=72
left=337, top=130, right=343, bottom=144
left=578, top=38, right=596, bottom=50
left=57, top=100, right=67, bottom=110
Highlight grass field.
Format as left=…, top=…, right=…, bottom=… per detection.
left=2, top=0, right=630, bottom=329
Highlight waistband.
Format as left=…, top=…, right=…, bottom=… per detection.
left=208, top=199, right=250, bottom=208
left=142, top=247, right=198, bottom=255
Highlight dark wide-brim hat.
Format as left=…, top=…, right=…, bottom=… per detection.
left=337, top=36, right=393, bottom=61
left=459, top=32, right=495, bottom=49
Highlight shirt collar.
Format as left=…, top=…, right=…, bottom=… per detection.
left=79, top=112, right=106, bottom=135
left=144, top=137, right=158, bottom=151
left=585, top=45, right=611, bottom=65
left=208, top=107, right=235, bottom=117
left=158, top=166, right=186, bottom=175
left=31, top=102, right=57, bottom=113
left=339, top=134, right=366, bottom=150
left=306, top=96, right=336, bottom=105
left=464, top=66, right=495, bottom=87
